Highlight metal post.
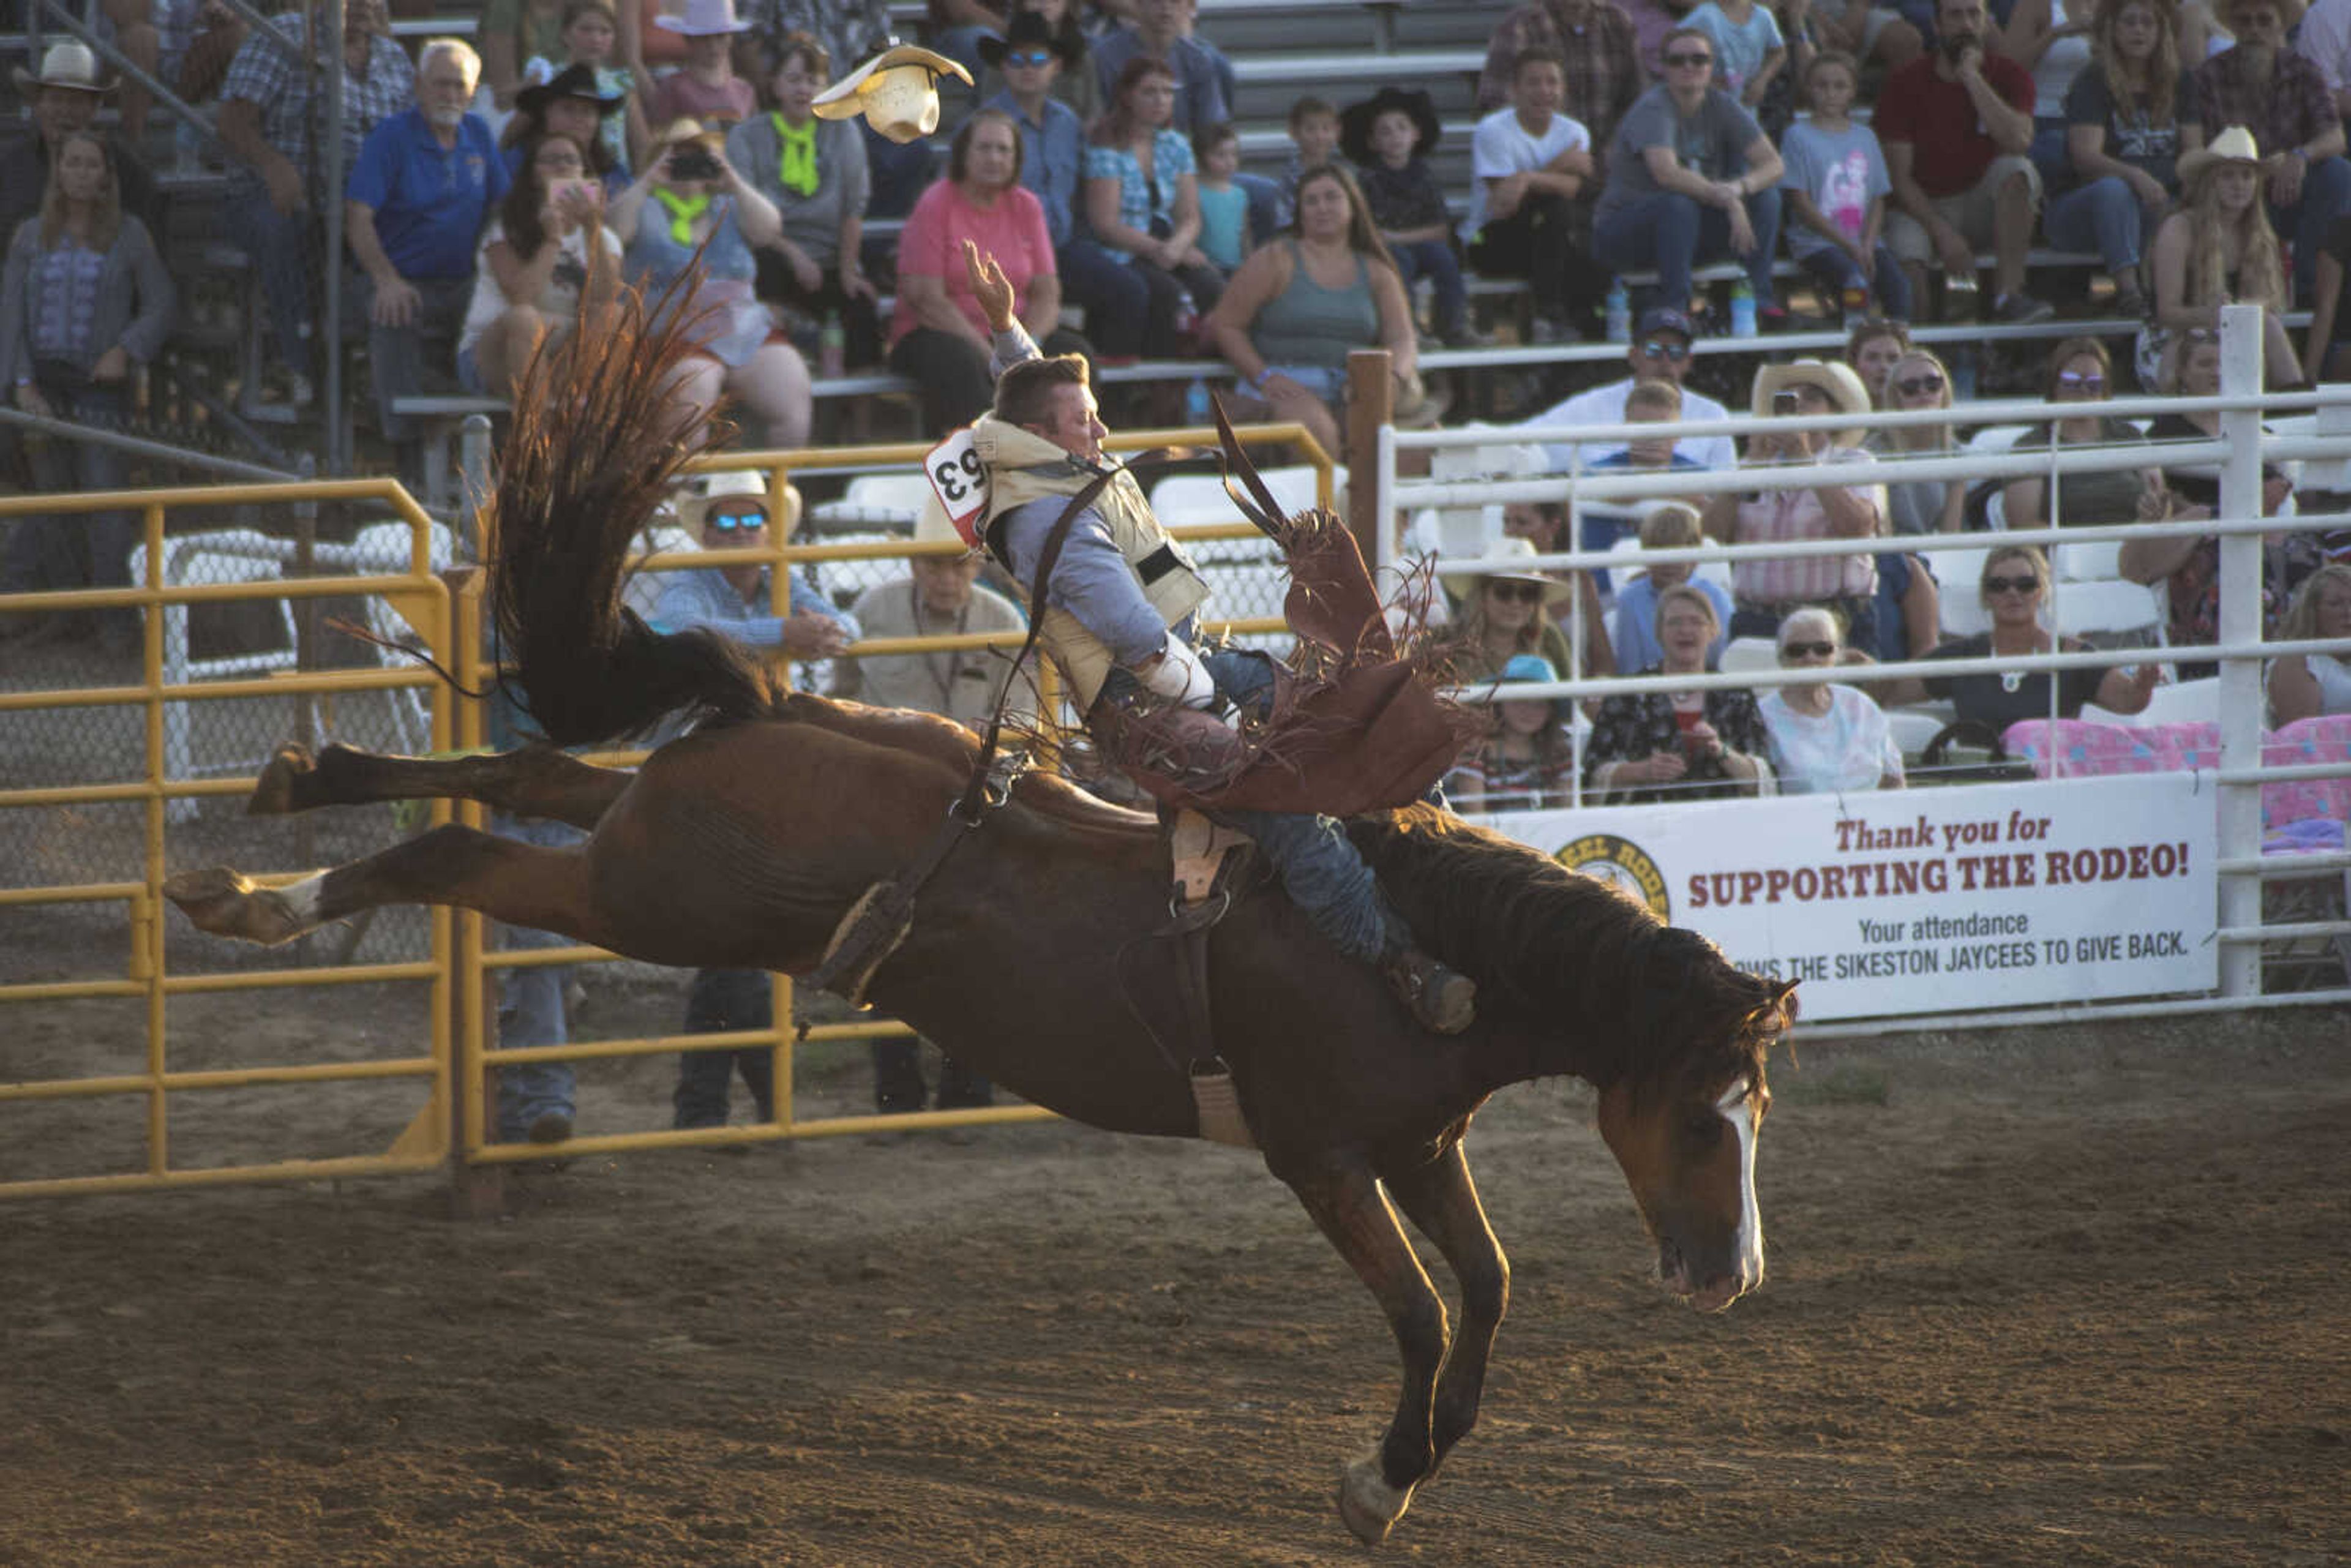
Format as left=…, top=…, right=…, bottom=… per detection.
left=1346, top=350, right=1391, bottom=566
left=458, top=413, right=495, bottom=558
left=323, top=0, right=349, bottom=478
left=2215, top=302, right=2265, bottom=996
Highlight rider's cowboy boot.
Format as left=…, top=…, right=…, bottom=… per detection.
left=1384, top=947, right=1476, bottom=1034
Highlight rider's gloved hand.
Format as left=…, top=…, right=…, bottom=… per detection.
left=1139, top=632, right=1217, bottom=709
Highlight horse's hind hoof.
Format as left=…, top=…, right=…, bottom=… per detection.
left=163, top=866, right=310, bottom=945
left=1336, top=1450, right=1416, bottom=1546
left=247, top=744, right=317, bottom=816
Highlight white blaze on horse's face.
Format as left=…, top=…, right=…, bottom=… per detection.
left=1595, top=1071, right=1769, bottom=1315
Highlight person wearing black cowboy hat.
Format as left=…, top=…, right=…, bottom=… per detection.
left=980, top=2, right=1098, bottom=124
left=1341, top=85, right=1480, bottom=345
left=978, top=10, right=1089, bottom=249
left=506, top=61, right=633, bottom=192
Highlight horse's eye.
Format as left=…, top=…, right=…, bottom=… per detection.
left=1683, top=1112, right=1723, bottom=1145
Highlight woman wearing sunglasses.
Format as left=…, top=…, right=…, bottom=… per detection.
left=1759, top=605, right=1907, bottom=791
left=1444, top=536, right=1591, bottom=685
left=2001, top=335, right=2167, bottom=534
left=1880, top=544, right=2159, bottom=725
left=1586, top=582, right=1770, bottom=801
left=1866, top=347, right=1967, bottom=535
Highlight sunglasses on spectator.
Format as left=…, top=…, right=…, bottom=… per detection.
left=707, top=510, right=768, bottom=531
left=1487, top=580, right=1548, bottom=604
left=1663, top=50, right=1714, bottom=67
left=1983, top=574, right=2039, bottom=595
left=2057, top=370, right=2106, bottom=391
left=1894, top=373, right=1944, bottom=397
left=1639, top=338, right=1691, bottom=360
left=1780, top=640, right=1837, bottom=659
left=1005, top=48, right=1054, bottom=66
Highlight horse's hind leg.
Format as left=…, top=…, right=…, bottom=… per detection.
left=1285, top=1155, right=1449, bottom=1546
left=167, top=824, right=606, bottom=948
left=251, top=743, right=631, bottom=831
left=1380, top=1142, right=1509, bottom=1472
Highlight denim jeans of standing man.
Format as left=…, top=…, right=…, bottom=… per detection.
left=492, top=813, right=581, bottom=1143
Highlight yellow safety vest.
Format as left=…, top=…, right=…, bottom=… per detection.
left=973, top=416, right=1210, bottom=710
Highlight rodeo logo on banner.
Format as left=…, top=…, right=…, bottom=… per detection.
left=1472, top=776, right=2219, bottom=1021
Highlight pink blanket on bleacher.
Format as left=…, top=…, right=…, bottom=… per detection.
left=2003, top=715, right=2351, bottom=838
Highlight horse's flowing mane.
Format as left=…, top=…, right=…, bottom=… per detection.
left=1351, top=808, right=1788, bottom=1097
left=487, top=278, right=787, bottom=748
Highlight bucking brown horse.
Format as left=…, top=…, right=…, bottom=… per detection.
left=165, top=299, right=1797, bottom=1547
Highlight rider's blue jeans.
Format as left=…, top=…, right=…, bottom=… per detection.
left=1103, top=649, right=1400, bottom=965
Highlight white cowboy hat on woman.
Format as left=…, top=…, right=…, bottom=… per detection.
left=813, top=43, right=972, bottom=144
left=12, top=39, right=116, bottom=96
left=653, top=0, right=751, bottom=36
left=1439, top=535, right=1577, bottom=605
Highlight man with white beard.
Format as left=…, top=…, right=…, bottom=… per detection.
left=345, top=37, right=509, bottom=479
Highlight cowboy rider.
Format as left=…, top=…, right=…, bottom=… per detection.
left=950, top=241, right=1475, bottom=1035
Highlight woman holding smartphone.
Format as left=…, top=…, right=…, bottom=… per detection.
left=458, top=130, right=621, bottom=399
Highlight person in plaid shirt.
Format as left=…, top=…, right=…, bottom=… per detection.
left=1700, top=358, right=1887, bottom=650
left=1477, top=0, right=1648, bottom=159
left=216, top=0, right=414, bottom=392
left=2181, top=0, right=2351, bottom=301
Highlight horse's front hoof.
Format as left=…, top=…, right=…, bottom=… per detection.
left=247, top=744, right=317, bottom=816
left=163, top=867, right=307, bottom=945
left=1336, top=1450, right=1415, bottom=1546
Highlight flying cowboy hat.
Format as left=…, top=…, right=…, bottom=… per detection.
left=813, top=42, right=972, bottom=144
left=653, top=0, right=751, bottom=36
left=1750, top=359, right=1873, bottom=448
left=12, top=39, right=116, bottom=97
left=515, top=62, right=628, bottom=116
left=1338, top=85, right=1441, bottom=170
left=978, top=10, right=1082, bottom=72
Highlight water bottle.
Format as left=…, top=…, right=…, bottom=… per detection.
left=1183, top=377, right=1212, bottom=429
left=1729, top=278, right=1758, bottom=339
left=1603, top=280, right=1632, bottom=343
left=818, top=312, right=846, bottom=379
left=1173, top=290, right=1199, bottom=345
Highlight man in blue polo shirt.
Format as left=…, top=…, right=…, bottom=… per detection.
left=346, top=37, right=508, bottom=476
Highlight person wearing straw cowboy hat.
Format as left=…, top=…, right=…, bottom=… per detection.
left=1703, top=357, right=1888, bottom=650
left=2180, top=0, right=2351, bottom=303
left=0, top=40, right=156, bottom=247
left=643, top=467, right=858, bottom=1138
left=645, top=0, right=758, bottom=125
left=1442, top=535, right=1589, bottom=686
left=831, top=489, right=1033, bottom=1115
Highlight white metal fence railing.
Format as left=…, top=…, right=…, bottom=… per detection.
left=1379, top=304, right=2351, bottom=1018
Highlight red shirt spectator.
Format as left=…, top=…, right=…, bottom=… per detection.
left=1875, top=49, right=2034, bottom=197
left=889, top=175, right=1057, bottom=347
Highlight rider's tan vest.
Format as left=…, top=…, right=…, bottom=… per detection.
left=972, top=416, right=1210, bottom=710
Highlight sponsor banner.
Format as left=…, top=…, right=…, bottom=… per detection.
left=1467, top=776, right=2218, bottom=1021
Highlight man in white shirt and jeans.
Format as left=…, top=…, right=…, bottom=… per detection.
left=1464, top=46, right=1605, bottom=341
left=1523, top=307, right=1738, bottom=471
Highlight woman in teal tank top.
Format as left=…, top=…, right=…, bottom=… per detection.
left=1204, top=165, right=1422, bottom=458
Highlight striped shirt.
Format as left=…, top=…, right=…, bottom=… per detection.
left=1728, top=445, right=1884, bottom=606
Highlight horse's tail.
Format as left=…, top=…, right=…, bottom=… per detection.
left=484, top=277, right=785, bottom=748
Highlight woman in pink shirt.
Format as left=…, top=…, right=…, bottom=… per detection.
left=887, top=107, right=1089, bottom=433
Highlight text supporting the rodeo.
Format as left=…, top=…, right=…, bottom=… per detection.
left=1475, top=777, right=2218, bottom=1021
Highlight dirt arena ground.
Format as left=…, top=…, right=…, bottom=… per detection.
left=3, top=1000, right=2345, bottom=1567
